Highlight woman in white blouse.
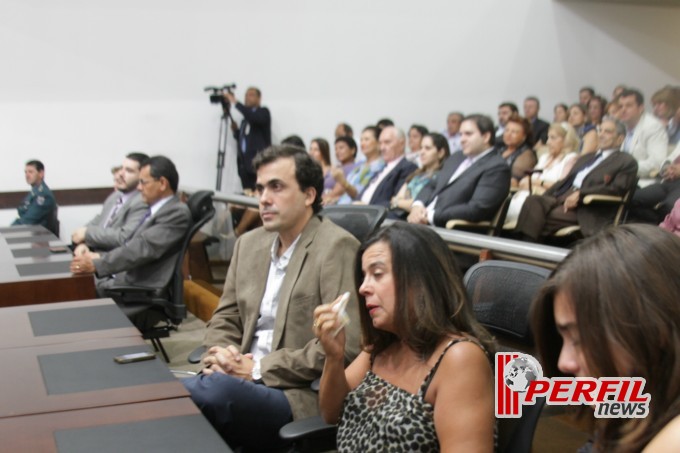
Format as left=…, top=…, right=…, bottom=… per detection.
left=505, top=122, right=580, bottom=226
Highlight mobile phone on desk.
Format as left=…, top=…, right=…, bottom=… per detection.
left=114, top=351, right=156, bottom=364
left=49, top=246, right=69, bottom=254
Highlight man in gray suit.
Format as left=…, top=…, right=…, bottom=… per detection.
left=183, top=145, right=361, bottom=450
left=70, top=155, right=192, bottom=293
left=408, top=114, right=511, bottom=227
left=71, top=152, right=149, bottom=255
left=515, top=118, right=638, bottom=241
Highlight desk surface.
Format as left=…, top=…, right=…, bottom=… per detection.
left=0, top=398, right=231, bottom=452
left=0, top=336, right=188, bottom=418
left=0, top=226, right=96, bottom=305
left=0, top=299, right=140, bottom=350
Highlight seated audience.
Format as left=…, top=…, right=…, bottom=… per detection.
left=568, top=103, right=598, bottom=154
left=389, top=132, right=450, bottom=218
left=631, top=141, right=680, bottom=223
left=309, top=138, right=334, bottom=195
left=376, top=118, right=394, bottom=132
left=523, top=96, right=549, bottom=146
left=406, top=124, right=428, bottom=165
left=606, top=95, right=622, bottom=119
left=651, top=85, right=680, bottom=146
left=358, top=126, right=417, bottom=208
left=281, top=135, right=305, bottom=149
left=578, top=86, right=595, bottom=107
left=660, top=198, right=680, bottom=236
left=618, top=88, right=669, bottom=181
left=553, top=103, right=568, bottom=123
left=494, top=114, right=537, bottom=187
left=335, top=122, right=353, bottom=139
left=531, top=224, right=680, bottom=452
left=70, top=156, right=192, bottom=294
left=183, top=145, right=361, bottom=450
left=314, top=222, right=495, bottom=452
left=505, top=123, right=579, bottom=225
left=496, top=103, right=518, bottom=143
left=71, top=152, right=149, bottom=255
left=12, top=160, right=56, bottom=231
left=587, top=95, right=607, bottom=127
left=408, top=114, right=511, bottom=227
left=612, top=84, right=626, bottom=99
left=335, top=126, right=385, bottom=205
left=514, top=118, right=638, bottom=241
left=444, top=111, right=464, bottom=153
left=323, top=136, right=359, bottom=204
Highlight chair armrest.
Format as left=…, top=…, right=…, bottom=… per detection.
left=445, top=219, right=492, bottom=230
left=582, top=194, right=623, bottom=205
left=103, top=285, right=159, bottom=294
left=279, top=416, right=337, bottom=442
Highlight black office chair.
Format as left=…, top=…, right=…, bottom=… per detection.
left=106, top=191, right=215, bottom=362
left=187, top=204, right=387, bottom=365
left=320, top=204, right=387, bottom=242
left=464, top=260, right=551, bottom=352
left=446, top=192, right=513, bottom=237
left=552, top=178, right=639, bottom=244
left=45, top=205, right=60, bottom=237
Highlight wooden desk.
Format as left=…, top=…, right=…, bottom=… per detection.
left=0, top=398, right=231, bottom=452
left=0, top=226, right=96, bottom=306
left=0, top=299, right=139, bottom=350
left=0, top=336, right=188, bottom=418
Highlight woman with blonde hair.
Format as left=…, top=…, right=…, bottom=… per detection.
left=505, top=122, right=579, bottom=226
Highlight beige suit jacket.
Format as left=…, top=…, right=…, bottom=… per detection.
left=203, top=215, right=361, bottom=419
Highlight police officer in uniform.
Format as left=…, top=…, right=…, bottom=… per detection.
left=12, top=160, right=57, bottom=232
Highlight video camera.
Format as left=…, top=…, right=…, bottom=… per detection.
left=204, top=84, right=237, bottom=104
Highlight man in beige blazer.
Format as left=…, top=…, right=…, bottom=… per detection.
left=183, top=145, right=361, bottom=450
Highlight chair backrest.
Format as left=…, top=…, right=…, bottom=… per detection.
left=490, top=192, right=513, bottom=236
left=613, top=177, right=639, bottom=225
left=464, top=260, right=551, bottom=348
left=166, top=191, right=215, bottom=322
left=45, top=205, right=60, bottom=237
left=320, top=205, right=387, bottom=242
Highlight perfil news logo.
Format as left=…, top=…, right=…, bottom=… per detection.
left=496, top=353, right=651, bottom=419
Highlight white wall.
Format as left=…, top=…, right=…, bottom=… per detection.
left=1, top=0, right=679, bottom=234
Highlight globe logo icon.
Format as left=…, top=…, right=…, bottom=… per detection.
left=504, top=355, right=543, bottom=393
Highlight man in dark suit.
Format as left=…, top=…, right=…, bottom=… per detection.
left=408, top=114, right=511, bottom=227
left=183, top=146, right=360, bottom=450
left=524, top=96, right=549, bottom=146
left=71, top=152, right=149, bottom=254
left=359, top=126, right=417, bottom=207
left=224, top=87, right=271, bottom=191
left=515, top=118, right=638, bottom=241
left=70, top=156, right=192, bottom=293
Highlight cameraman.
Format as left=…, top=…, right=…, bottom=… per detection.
left=224, top=87, right=271, bottom=190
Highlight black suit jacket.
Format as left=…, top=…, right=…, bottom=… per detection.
left=367, top=157, right=418, bottom=207
left=416, top=151, right=511, bottom=227
left=531, top=118, right=549, bottom=145
left=233, top=103, right=271, bottom=189
left=546, top=150, right=638, bottom=236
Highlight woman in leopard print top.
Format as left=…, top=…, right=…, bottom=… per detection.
left=314, top=223, right=495, bottom=452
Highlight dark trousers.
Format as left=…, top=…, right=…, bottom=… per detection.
left=515, top=191, right=578, bottom=241
left=630, top=179, right=680, bottom=224
left=183, top=373, right=293, bottom=451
